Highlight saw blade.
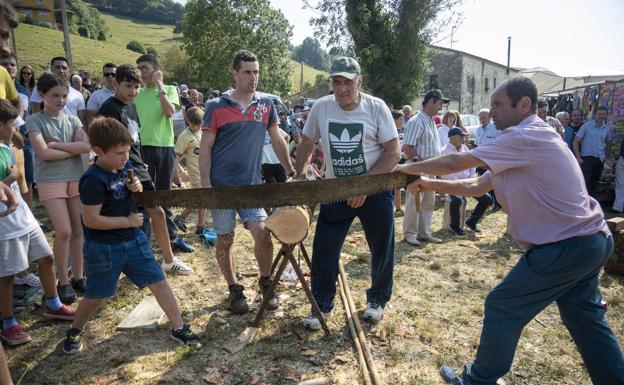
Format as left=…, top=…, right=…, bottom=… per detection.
left=133, top=172, right=418, bottom=210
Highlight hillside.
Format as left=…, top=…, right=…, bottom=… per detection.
left=98, top=12, right=181, bottom=55
left=14, top=12, right=326, bottom=93
left=14, top=23, right=141, bottom=78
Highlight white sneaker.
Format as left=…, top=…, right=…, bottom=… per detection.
left=161, top=257, right=193, bottom=274
left=362, top=302, right=384, bottom=323
left=13, top=273, right=42, bottom=287
left=303, top=310, right=331, bottom=330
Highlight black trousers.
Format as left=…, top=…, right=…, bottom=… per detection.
left=580, top=156, right=604, bottom=198
left=141, top=146, right=177, bottom=240
left=476, top=167, right=499, bottom=207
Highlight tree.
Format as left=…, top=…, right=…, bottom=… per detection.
left=90, top=0, right=184, bottom=25
left=293, top=37, right=330, bottom=72
left=55, top=0, right=107, bottom=41
left=181, top=0, right=293, bottom=96
left=306, top=0, right=463, bottom=106
left=160, top=45, right=193, bottom=84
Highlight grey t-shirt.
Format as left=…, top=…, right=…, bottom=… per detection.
left=26, top=112, right=85, bottom=183
left=303, top=92, right=397, bottom=178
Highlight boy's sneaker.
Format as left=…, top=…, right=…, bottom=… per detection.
left=0, top=324, right=32, bottom=346
left=464, top=220, right=481, bottom=233
left=228, top=284, right=249, bottom=314
left=58, top=284, right=77, bottom=304
left=258, top=276, right=279, bottom=310
left=303, top=310, right=331, bottom=331
left=161, top=257, right=193, bottom=274
left=173, top=215, right=187, bottom=232
left=171, top=324, right=202, bottom=348
left=195, top=225, right=207, bottom=236
left=450, top=225, right=467, bottom=237
left=71, top=278, right=86, bottom=295
left=13, top=273, right=42, bottom=287
left=43, top=304, right=76, bottom=321
left=362, top=302, right=384, bottom=323
left=63, top=328, right=83, bottom=354
left=171, top=238, right=194, bottom=253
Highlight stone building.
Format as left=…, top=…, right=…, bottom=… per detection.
left=421, top=45, right=519, bottom=114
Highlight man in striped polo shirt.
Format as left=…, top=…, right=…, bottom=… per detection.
left=199, top=50, right=295, bottom=315
left=402, top=89, right=449, bottom=246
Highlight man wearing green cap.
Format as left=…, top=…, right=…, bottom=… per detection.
left=295, top=56, right=400, bottom=328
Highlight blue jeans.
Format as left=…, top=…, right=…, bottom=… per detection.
left=463, top=232, right=624, bottom=385
left=311, top=190, right=395, bottom=313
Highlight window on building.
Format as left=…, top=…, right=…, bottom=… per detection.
left=38, top=0, right=44, bottom=6
left=428, top=74, right=438, bottom=90
left=493, top=78, right=497, bottom=88
left=14, top=0, right=21, bottom=4
left=484, top=78, right=489, bottom=92
left=39, top=10, right=48, bottom=16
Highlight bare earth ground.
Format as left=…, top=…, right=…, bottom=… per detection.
left=5, top=197, right=624, bottom=385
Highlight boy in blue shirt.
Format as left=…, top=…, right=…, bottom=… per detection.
left=63, top=117, right=200, bottom=354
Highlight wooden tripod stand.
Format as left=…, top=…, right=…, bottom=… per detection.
left=252, top=241, right=330, bottom=336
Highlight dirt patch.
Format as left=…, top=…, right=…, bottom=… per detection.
left=6, top=200, right=624, bottom=384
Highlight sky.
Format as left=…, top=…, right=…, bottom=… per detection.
left=172, top=0, right=624, bottom=77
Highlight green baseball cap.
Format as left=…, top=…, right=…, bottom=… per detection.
left=329, top=56, right=361, bottom=80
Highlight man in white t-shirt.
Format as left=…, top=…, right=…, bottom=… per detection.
left=30, top=57, right=85, bottom=124
left=85, top=63, right=117, bottom=126
left=295, top=56, right=400, bottom=328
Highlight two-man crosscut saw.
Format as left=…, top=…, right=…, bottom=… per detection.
left=132, top=172, right=419, bottom=209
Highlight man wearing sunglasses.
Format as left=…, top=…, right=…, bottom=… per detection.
left=85, top=63, right=117, bottom=126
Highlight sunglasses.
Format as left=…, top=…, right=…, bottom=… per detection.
left=21, top=71, right=32, bottom=75
left=103, top=73, right=116, bottom=77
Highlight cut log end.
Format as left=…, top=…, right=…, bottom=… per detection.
left=265, top=206, right=311, bottom=244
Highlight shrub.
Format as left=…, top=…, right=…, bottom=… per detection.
left=126, top=40, right=145, bottom=54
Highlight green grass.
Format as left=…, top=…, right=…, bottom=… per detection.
left=99, top=12, right=181, bottom=55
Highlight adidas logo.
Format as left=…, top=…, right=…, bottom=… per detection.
left=329, top=128, right=362, bottom=154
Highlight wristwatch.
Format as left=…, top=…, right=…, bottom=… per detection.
left=158, top=88, right=167, bottom=95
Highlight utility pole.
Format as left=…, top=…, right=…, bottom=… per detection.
left=450, top=26, right=457, bottom=49
left=506, top=36, right=511, bottom=75
left=60, top=0, right=73, bottom=72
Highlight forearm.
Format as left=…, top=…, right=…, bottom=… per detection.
left=199, top=151, right=212, bottom=188
left=272, top=139, right=294, bottom=175
left=83, top=215, right=135, bottom=230
left=159, top=94, right=175, bottom=118
left=422, top=177, right=487, bottom=197
left=399, top=153, right=464, bottom=176
left=573, top=140, right=582, bottom=159
left=37, top=148, right=75, bottom=161
left=51, top=142, right=91, bottom=154
left=295, top=140, right=314, bottom=178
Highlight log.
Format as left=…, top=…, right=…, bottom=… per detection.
left=605, top=229, right=624, bottom=276
left=265, top=206, right=310, bottom=244
left=607, top=217, right=624, bottom=232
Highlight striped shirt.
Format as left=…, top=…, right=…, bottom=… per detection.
left=403, top=111, right=440, bottom=159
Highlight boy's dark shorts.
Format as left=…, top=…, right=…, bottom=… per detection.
left=83, top=231, right=165, bottom=299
